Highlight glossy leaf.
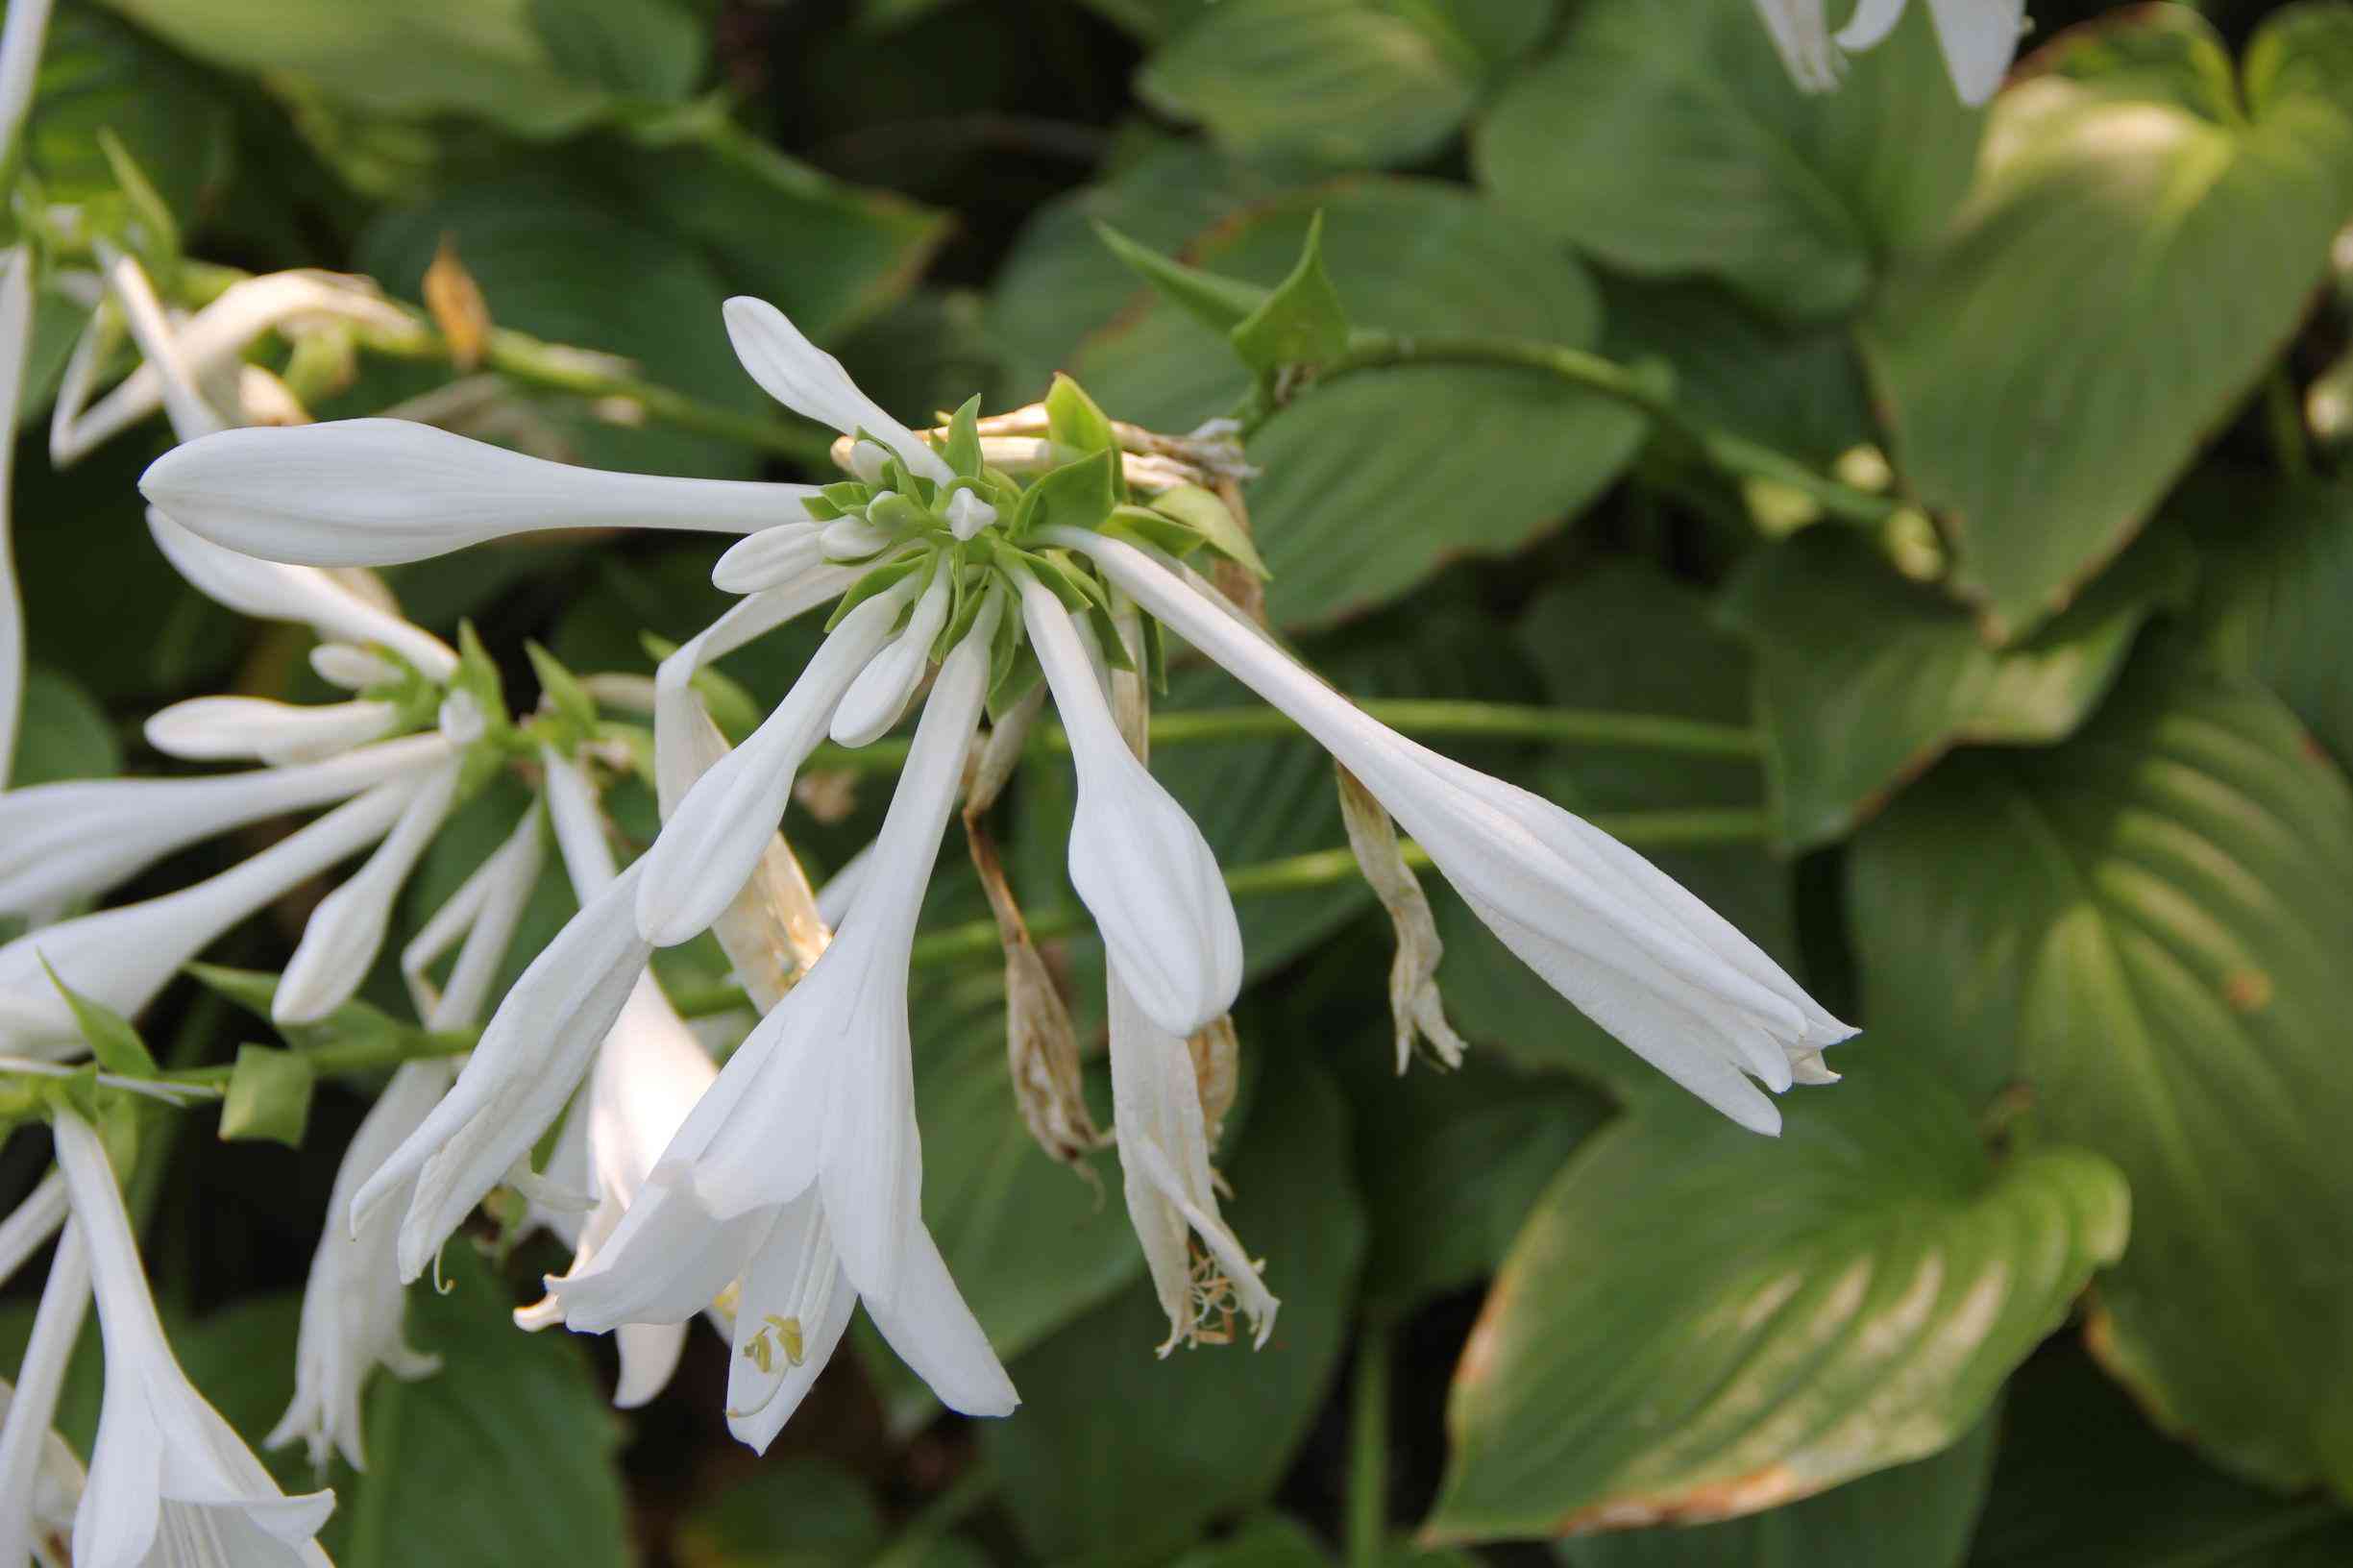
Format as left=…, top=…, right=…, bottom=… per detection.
left=1851, top=660, right=2353, bottom=1493
left=985, top=1054, right=1365, bottom=1567
left=1863, top=7, right=2353, bottom=639
left=1474, top=0, right=1980, bottom=322
left=1719, top=527, right=2192, bottom=850
left=25, top=4, right=233, bottom=223
left=1427, top=1058, right=2127, bottom=1543
left=2192, top=475, right=2353, bottom=769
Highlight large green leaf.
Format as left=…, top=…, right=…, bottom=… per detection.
left=12, top=666, right=122, bottom=786
left=2191, top=474, right=2353, bottom=769
left=92, top=0, right=668, bottom=135
left=1850, top=659, right=2353, bottom=1494
left=670, top=1455, right=887, bottom=1567
left=1474, top=0, right=1980, bottom=322
left=356, top=175, right=763, bottom=478
left=984, top=1053, right=1365, bottom=1567
left=524, top=0, right=704, bottom=102
left=1136, top=0, right=1514, bottom=169
left=326, top=1247, right=630, bottom=1567
left=1969, top=1348, right=2353, bottom=1566
left=1862, top=7, right=2353, bottom=641
left=1426, top=1058, right=2127, bottom=1544
left=25, top=2, right=233, bottom=223
left=1718, top=527, right=2192, bottom=850
left=1557, top=1410, right=1998, bottom=1568
left=1082, top=180, right=1642, bottom=627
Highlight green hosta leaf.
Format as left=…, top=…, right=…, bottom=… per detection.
left=1863, top=6, right=2353, bottom=640
left=1969, top=1349, right=2353, bottom=1566
left=355, top=174, right=765, bottom=478
left=1173, top=1516, right=1331, bottom=1567
left=611, top=114, right=949, bottom=344
left=219, top=1043, right=316, bottom=1147
left=985, top=1054, right=1364, bottom=1568
left=993, top=139, right=1298, bottom=399
left=2192, top=475, right=2353, bottom=769
left=1426, top=1059, right=2128, bottom=1543
left=1230, top=210, right=1351, bottom=373
left=1081, top=181, right=1640, bottom=627
left=1718, top=527, right=2193, bottom=851
left=93, top=0, right=625, bottom=135
left=1850, top=659, right=2353, bottom=1494
left=11, top=667, right=122, bottom=786
left=1557, top=1410, right=1997, bottom=1568
left=523, top=0, right=704, bottom=101
left=1474, top=0, right=1980, bottom=322
left=1137, top=0, right=1487, bottom=169
left=325, top=1248, right=629, bottom=1567
left=24, top=4, right=233, bottom=223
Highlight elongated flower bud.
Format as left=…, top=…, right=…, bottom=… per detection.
left=1018, top=574, right=1241, bottom=1038
left=275, top=758, right=464, bottom=1023
left=141, top=418, right=820, bottom=567
left=830, top=564, right=952, bottom=747
left=145, top=695, right=400, bottom=766
left=0, top=245, right=32, bottom=788
left=712, top=521, right=825, bottom=594
left=722, top=297, right=954, bottom=486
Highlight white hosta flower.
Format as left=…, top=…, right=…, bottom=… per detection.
left=52, top=1112, right=336, bottom=1567
left=140, top=417, right=820, bottom=567
left=634, top=573, right=923, bottom=947
left=0, top=1218, right=90, bottom=1568
left=87, top=247, right=227, bottom=445
left=830, top=562, right=951, bottom=747
left=1752, top=0, right=2023, bottom=106
left=1108, top=968, right=1278, bottom=1354
left=0, top=1175, right=66, bottom=1287
left=0, top=0, right=54, bottom=166
left=0, top=243, right=31, bottom=786
left=268, top=1059, right=450, bottom=1471
left=145, top=696, right=402, bottom=766
left=549, top=599, right=1016, bottom=1449
left=309, top=644, right=404, bottom=691
left=270, top=800, right=551, bottom=1471
left=0, top=733, right=447, bottom=917
left=355, top=859, right=656, bottom=1284
left=0, top=775, right=421, bottom=1057
left=148, top=510, right=458, bottom=680
left=274, top=758, right=464, bottom=1023
left=1019, top=574, right=1240, bottom=1038
left=1048, top=528, right=1852, bottom=1134
left=721, top=296, right=954, bottom=487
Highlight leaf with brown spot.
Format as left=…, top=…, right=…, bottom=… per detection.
left=1424, top=1058, right=2125, bottom=1544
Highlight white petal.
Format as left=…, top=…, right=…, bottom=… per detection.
left=146, top=696, right=401, bottom=766
left=712, top=523, right=824, bottom=594
left=829, top=565, right=951, bottom=747
left=0, top=1174, right=66, bottom=1288
left=358, top=866, right=654, bottom=1282
left=864, top=1221, right=1017, bottom=1418
left=723, top=1195, right=858, bottom=1452
left=0, top=0, right=57, bottom=174
left=141, top=419, right=820, bottom=567
left=400, top=802, right=547, bottom=1031
left=308, top=644, right=404, bottom=690
left=721, top=297, right=953, bottom=485
left=149, top=510, right=458, bottom=679
left=814, top=843, right=872, bottom=930
left=1020, top=575, right=1239, bottom=1037
left=1749, top=0, right=1843, bottom=92
left=0, top=776, right=418, bottom=1057
left=0, top=1219, right=90, bottom=1568
left=100, top=248, right=226, bottom=442
left=541, top=747, right=620, bottom=897
left=275, top=760, right=463, bottom=1022
left=1831, top=0, right=1909, bottom=49
left=635, top=577, right=919, bottom=946
left=612, top=1323, right=690, bottom=1412
left=944, top=490, right=995, bottom=541
left=1923, top=0, right=2023, bottom=104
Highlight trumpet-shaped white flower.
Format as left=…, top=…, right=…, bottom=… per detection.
left=0, top=0, right=54, bottom=167
left=1108, top=968, right=1278, bottom=1354
left=721, top=297, right=954, bottom=487
left=0, top=1370, right=88, bottom=1568
left=0, top=724, right=444, bottom=908
left=1752, top=0, right=2024, bottom=106
left=145, top=696, right=403, bottom=766
left=0, top=774, right=422, bottom=1056
left=0, top=243, right=31, bottom=787
left=634, top=572, right=923, bottom=947
left=1046, top=527, right=1852, bottom=1135
left=273, top=759, right=463, bottom=1023
left=140, top=417, right=821, bottom=567
left=0, top=1218, right=91, bottom=1568
left=548, top=599, right=1016, bottom=1449
left=1019, top=574, right=1240, bottom=1038
left=52, top=1112, right=336, bottom=1567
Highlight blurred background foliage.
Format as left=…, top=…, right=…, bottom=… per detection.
left=9, top=0, right=2353, bottom=1563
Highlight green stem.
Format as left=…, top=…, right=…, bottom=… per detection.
left=806, top=698, right=1759, bottom=776
left=1291, top=331, right=1898, bottom=526
left=1348, top=1314, right=1394, bottom=1568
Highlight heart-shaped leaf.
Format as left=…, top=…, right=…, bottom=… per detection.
left=1426, top=1058, right=2126, bottom=1543
left=1851, top=658, right=2353, bottom=1494
left=1862, top=7, right=2353, bottom=640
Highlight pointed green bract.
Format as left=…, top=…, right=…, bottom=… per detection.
left=218, top=1043, right=315, bottom=1146
left=942, top=392, right=985, bottom=478
left=1148, top=483, right=1271, bottom=579
left=1093, top=220, right=1272, bottom=336
left=41, top=958, right=159, bottom=1079
left=524, top=639, right=600, bottom=738
left=1230, top=209, right=1351, bottom=374
left=1044, top=374, right=1119, bottom=459
left=1010, top=447, right=1120, bottom=538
